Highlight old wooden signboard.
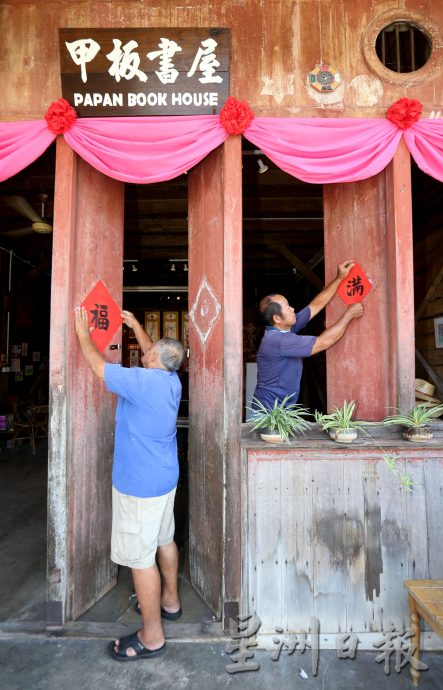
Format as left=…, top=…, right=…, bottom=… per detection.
left=59, top=28, right=230, bottom=117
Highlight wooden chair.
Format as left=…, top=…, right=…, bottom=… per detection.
left=11, top=401, right=49, bottom=455
left=404, top=579, right=443, bottom=686
left=11, top=400, right=37, bottom=454
left=32, top=404, right=49, bottom=443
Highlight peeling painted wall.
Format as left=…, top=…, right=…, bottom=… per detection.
left=1, top=1, right=443, bottom=121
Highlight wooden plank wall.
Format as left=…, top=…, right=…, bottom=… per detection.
left=244, top=447, right=443, bottom=636
left=324, top=142, right=416, bottom=420
left=415, top=228, right=443, bottom=381
left=1, top=0, right=443, bottom=121
left=324, top=176, right=393, bottom=420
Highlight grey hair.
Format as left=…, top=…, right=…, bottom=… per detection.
left=154, top=338, right=185, bottom=371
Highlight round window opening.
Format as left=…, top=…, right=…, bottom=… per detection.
left=376, top=21, right=431, bottom=73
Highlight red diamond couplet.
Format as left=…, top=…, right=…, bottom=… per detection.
left=337, top=263, right=374, bottom=305
left=80, top=280, right=123, bottom=352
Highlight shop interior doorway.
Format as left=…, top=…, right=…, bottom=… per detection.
left=121, top=175, right=190, bottom=559
left=241, top=141, right=327, bottom=416
left=412, top=162, right=443, bottom=409
left=0, top=145, right=54, bottom=622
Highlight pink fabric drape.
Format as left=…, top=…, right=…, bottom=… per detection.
left=0, top=120, right=56, bottom=181
left=1, top=113, right=443, bottom=185
left=403, top=120, right=443, bottom=183
left=63, top=115, right=228, bottom=183
left=244, top=117, right=403, bottom=184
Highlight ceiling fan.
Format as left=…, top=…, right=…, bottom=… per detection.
left=0, top=194, right=53, bottom=236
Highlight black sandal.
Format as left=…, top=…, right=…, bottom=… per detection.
left=135, top=601, right=182, bottom=620
left=107, top=631, right=166, bottom=662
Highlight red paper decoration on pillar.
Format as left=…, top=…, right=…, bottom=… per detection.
left=220, top=96, right=254, bottom=134
left=44, top=98, right=77, bottom=135
left=386, top=98, right=423, bottom=130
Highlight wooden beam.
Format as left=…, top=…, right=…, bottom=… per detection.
left=272, top=243, right=324, bottom=289
left=384, top=139, right=415, bottom=414
left=415, top=264, right=443, bottom=324
left=415, top=348, right=443, bottom=400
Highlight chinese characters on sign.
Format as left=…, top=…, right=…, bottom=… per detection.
left=90, top=303, right=110, bottom=331
left=337, top=262, right=374, bottom=305
left=80, top=280, right=123, bottom=352
left=225, top=615, right=429, bottom=679
left=59, top=28, right=230, bottom=116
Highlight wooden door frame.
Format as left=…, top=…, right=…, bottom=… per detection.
left=188, top=135, right=243, bottom=626
left=47, top=135, right=244, bottom=626
left=47, top=138, right=123, bottom=624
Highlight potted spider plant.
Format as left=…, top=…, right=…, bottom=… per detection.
left=383, top=403, right=443, bottom=442
left=314, top=400, right=361, bottom=444
left=315, top=402, right=422, bottom=490
left=248, top=395, right=312, bottom=443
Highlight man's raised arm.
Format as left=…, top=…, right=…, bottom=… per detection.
left=311, top=303, right=364, bottom=355
left=121, top=310, right=153, bottom=355
left=75, top=306, right=105, bottom=380
left=308, top=260, right=355, bottom=319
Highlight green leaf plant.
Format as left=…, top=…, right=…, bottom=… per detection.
left=248, top=395, right=312, bottom=443
left=383, top=403, right=443, bottom=428
left=314, top=400, right=360, bottom=432
left=315, top=400, right=420, bottom=492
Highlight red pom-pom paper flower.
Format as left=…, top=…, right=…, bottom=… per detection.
left=220, top=96, right=254, bottom=135
left=386, top=98, right=423, bottom=130
left=45, top=98, right=77, bottom=135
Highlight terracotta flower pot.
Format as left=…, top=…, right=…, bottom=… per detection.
left=402, top=425, right=433, bottom=442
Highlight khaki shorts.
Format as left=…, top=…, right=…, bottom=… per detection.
left=111, top=485, right=176, bottom=569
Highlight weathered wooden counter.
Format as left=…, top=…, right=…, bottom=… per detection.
left=240, top=423, right=443, bottom=645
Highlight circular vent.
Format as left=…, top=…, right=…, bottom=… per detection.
left=375, top=21, right=431, bottom=74
left=362, top=10, right=442, bottom=86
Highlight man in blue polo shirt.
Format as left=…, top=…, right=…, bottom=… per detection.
left=253, top=260, right=364, bottom=409
left=75, top=306, right=184, bottom=662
